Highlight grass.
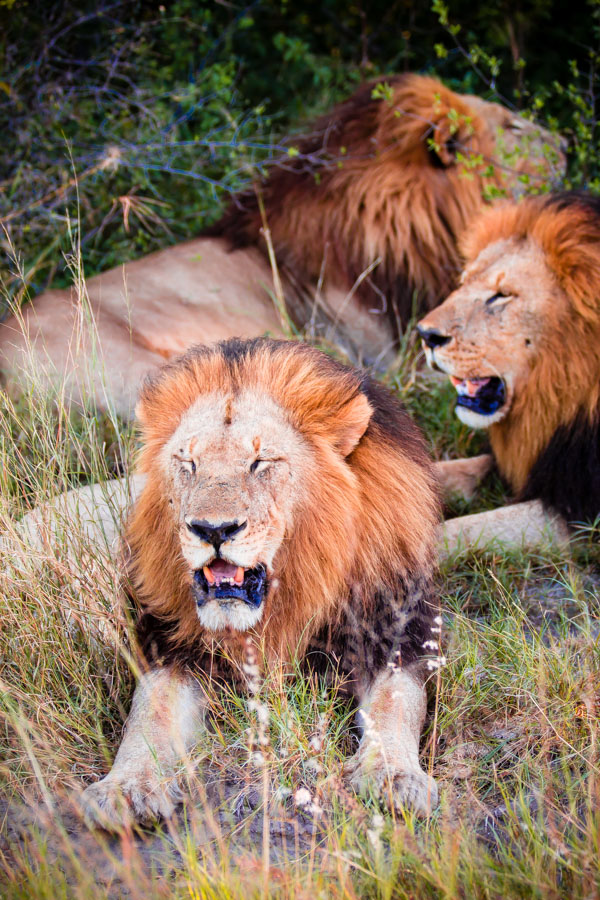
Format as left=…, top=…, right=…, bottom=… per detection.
left=0, top=255, right=599, bottom=899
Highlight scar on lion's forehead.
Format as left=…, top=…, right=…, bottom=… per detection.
left=224, top=397, right=233, bottom=426
left=252, top=436, right=261, bottom=452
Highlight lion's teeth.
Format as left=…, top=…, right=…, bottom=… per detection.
left=203, top=565, right=245, bottom=588
left=450, top=377, right=488, bottom=398
left=452, top=378, right=469, bottom=396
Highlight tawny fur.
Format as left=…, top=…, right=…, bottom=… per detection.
left=0, top=75, right=562, bottom=417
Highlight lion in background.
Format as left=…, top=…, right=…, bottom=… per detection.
left=0, top=74, right=562, bottom=418
left=418, top=191, right=600, bottom=548
left=78, top=337, right=442, bottom=828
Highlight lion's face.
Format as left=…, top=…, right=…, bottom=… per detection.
left=162, top=390, right=310, bottom=632
left=417, top=236, right=566, bottom=429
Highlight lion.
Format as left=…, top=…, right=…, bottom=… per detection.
left=0, top=74, right=563, bottom=419
left=417, top=191, right=600, bottom=548
left=78, top=337, right=442, bottom=828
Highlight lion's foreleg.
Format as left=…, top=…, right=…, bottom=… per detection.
left=434, top=453, right=493, bottom=502
left=345, top=665, right=437, bottom=816
left=81, top=667, right=204, bottom=829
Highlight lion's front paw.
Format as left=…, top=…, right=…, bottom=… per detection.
left=345, top=753, right=438, bottom=817
left=81, top=769, right=183, bottom=830
left=389, top=770, right=438, bottom=816
left=437, top=454, right=494, bottom=502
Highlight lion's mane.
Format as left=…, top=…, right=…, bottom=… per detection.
left=125, top=338, right=440, bottom=679
left=210, top=74, right=530, bottom=337
left=462, top=191, right=600, bottom=522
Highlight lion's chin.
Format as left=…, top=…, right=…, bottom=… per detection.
left=196, top=599, right=264, bottom=633
left=191, top=562, right=268, bottom=632
left=455, top=404, right=510, bottom=429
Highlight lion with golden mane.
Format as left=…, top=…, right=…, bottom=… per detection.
left=0, top=75, right=561, bottom=418
left=418, top=191, right=600, bottom=547
left=79, top=337, right=442, bottom=827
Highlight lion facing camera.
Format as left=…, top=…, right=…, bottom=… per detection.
left=80, top=338, right=442, bottom=828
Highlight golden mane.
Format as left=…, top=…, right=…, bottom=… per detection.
left=125, top=339, right=439, bottom=668
left=211, top=73, right=556, bottom=335
left=461, top=194, right=600, bottom=320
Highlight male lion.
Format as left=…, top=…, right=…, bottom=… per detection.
left=417, top=191, right=600, bottom=547
left=0, top=75, right=562, bottom=418
left=80, top=338, right=442, bottom=827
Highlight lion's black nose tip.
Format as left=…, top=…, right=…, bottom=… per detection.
left=416, top=325, right=452, bottom=349
left=187, top=518, right=247, bottom=549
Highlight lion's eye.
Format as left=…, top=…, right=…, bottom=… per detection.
left=250, top=458, right=269, bottom=474
left=485, top=291, right=510, bottom=306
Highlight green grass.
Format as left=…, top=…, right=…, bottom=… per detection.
left=0, top=263, right=599, bottom=899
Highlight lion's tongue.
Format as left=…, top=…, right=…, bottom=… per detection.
left=450, top=376, right=491, bottom=397
left=203, top=560, right=245, bottom=586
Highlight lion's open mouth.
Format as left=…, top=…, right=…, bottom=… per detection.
left=450, top=376, right=506, bottom=416
left=193, top=560, right=267, bottom=608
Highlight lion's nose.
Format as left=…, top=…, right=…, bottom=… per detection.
left=416, top=324, right=452, bottom=349
left=186, top=518, right=247, bottom=549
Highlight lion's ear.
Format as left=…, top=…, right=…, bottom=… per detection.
left=332, top=392, right=373, bottom=457
left=431, top=117, right=459, bottom=167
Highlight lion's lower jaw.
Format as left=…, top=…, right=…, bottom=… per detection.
left=455, top=404, right=509, bottom=429
left=196, top=599, right=264, bottom=632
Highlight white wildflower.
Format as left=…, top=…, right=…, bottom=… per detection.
left=294, top=787, right=313, bottom=807
left=248, top=698, right=269, bottom=726
left=309, top=734, right=323, bottom=752
left=426, top=656, right=447, bottom=670
left=367, top=812, right=385, bottom=853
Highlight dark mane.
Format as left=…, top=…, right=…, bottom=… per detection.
left=205, top=76, right=408, bottom=249
left=520, top=407, right=600, bottom=525
left=205, top=74, right=505, bottom=345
